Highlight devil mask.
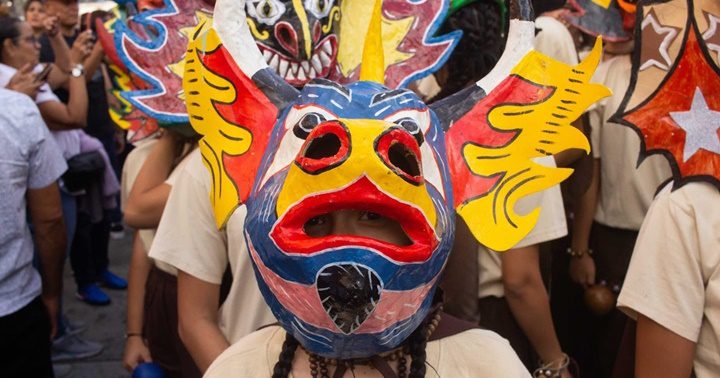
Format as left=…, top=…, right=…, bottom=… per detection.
left=183, top=0, right=609, bottom=359
left=611, top=0, right=720, bottom=189
left=101, top=0, right=458, bottom=132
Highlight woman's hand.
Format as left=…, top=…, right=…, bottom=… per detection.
left=7, top=64, right=43, bottom=99
left=122, top=336, right=152, bottom=372
left=43, top=16, right=60, bottom=37
left=569, top=254, right=596, bottom=288
left=70, top=30, right=94, bottom=65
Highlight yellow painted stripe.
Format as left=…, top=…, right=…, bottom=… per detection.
left=292, top=0, right=313, bottom=58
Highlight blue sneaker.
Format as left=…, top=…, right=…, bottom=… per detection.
left=76, top=284, right=111, bottom=306
left=98, top=270, right=128, bottom=290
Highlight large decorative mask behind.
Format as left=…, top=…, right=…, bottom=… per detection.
left=184, top=0, right=609, bottom=359
left=611, top=0, right=720, bottom=189
left=99, top=0, right=459, bottom=133
left=564, top=0, right=631, bottom=41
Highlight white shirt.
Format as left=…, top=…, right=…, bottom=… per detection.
left=205, top=325, right=531, bottom=378
left=149, top=149, right=276, bottom=342
left=618, top=182, right=720, bottom=377
left=588, top=56, right=671, bottom=230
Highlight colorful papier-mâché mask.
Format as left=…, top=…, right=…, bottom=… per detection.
left=244, top=0, right=341, bottom=86
left=183, top=0, right=609, bottom=359
left=611, top=0, right=720, bottom=189
left=564, top=0, right=631, bottom=42
left=101, top=0, right=459, bottom=131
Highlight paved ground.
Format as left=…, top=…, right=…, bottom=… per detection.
left=55, top=230, right=132, bottom=378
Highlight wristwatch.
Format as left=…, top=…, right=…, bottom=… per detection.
left=70, top=64, right=85, bottom=78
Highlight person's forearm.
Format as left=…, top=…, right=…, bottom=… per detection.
left=66, top=75, right=89, bottom=128
left=177, top=271, right=229, bottom=372
left=570, top=158, right=599, bottom=251
left=30, top=189, right=67, bottom=300
left=83, top=44, right=104, bottom=82
left=502, top=246, right=564, bottom=363
left=127, top=233, right=152, bottom=336
left=46, top=34, right=72, bottom=89
left=179, top=316, right=230, bottom=372
left=126, top=135, right=179, bottom=228
left=505, top=279, right=564, bottom=363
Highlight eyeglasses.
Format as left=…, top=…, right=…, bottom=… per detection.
left=14, top=35, right=39, bottom=46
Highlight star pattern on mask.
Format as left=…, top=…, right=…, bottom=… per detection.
left=702, top=11, right=720, bottom=63
left=639, top=9, right=680, bottom=71
left=669, top=87, right=720, bottom=162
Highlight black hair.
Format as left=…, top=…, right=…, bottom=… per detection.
left=434, top=0, right=505, bottom=100
left=532, top=0, right=566, bottom=16
left=23, top=0, right=43, bottom=15
left=272, top=332, right=299, bottom=378
left=0, top=16, right=22, bottom=59
left=270, top=319, right=433, bottom=378
left=81, top=10, right=111, bottom=33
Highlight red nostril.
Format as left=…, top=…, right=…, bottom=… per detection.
left=375, top=128, right=423, bottom=185
left=274, top=21, right=300, bottom=58
left=295, top=121, right=350, bottom=174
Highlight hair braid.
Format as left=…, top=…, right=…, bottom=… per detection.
left=407, top=320, right=429, bottom=378
left=272, top=332, right=299, bottom=378
left=435, top=0, right=504, bottom=100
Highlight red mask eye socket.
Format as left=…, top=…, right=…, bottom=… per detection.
left=375, top=127, right=423, bottom=185
left=294, top=121, right=350, bottom=174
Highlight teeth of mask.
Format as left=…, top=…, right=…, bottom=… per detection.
left=311, top=54, right=323, bottom=73
left=319, top=51, right=331, bottom=67
left=269, top=54, right=279, bottom=71
left=279, top=59, right=289, bottom=77
left=322, top=40, right=332, bottom=55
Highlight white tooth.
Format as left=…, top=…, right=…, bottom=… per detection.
left=301, top=61, right=310, bottom=73
left=297, top=69, right=306, bottom=81
left=311, top=55, right=323, bottom=72
left=322, top=41, right=332, bottom=55
left=286, top=69, right=296, bottom=81
left=262, top=50, right=272, bottom=62
left=290, top=62, right=299, bottom=74
left=269, top=54, right=279, bottom=71
left=279, top=59, right=289, bottom=76
left=309, top=67, right=317, bottom=79
left=319, top=52, right=331, bottom=67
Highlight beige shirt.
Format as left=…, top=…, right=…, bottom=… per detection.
left=534, top=16, right=579, bottom=66
left=477, top=158, right=568, bottom=298
left=149, top=149, right=276, bottom=343
left=589, top=55, right=671, bottom=230
left=204, top=325, right=530, bottom=378
left=617, top=182, right=720, bottom=377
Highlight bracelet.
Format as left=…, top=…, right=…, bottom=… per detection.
left=533, top=353, right=570, bottom=378
left=125, top=332, right=142, bottom=339
left=566, top=247, right=593, bottom=258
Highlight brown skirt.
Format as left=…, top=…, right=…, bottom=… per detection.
left=143, top=266, right=201, bottom=378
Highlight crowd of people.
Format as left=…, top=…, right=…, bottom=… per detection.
left=0, top=0, right=717, bottom=377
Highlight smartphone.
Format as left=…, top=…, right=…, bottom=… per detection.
left=35, top=64, right=52, bottom=83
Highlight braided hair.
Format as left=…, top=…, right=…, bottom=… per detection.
left=407, top=318, right=430, bottom=377
left=434, top=0, right=504, bottom=100
left=272, top=332, right=300, bottom=378
left=270, top=318, right=434, bottom=377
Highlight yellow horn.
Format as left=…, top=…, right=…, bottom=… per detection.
left=359, top=0, right=385, bottom=84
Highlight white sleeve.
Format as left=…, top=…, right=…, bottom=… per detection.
left=149, top=151, right=228, bottom=284
left=617, top=185, right=704, bottom=342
